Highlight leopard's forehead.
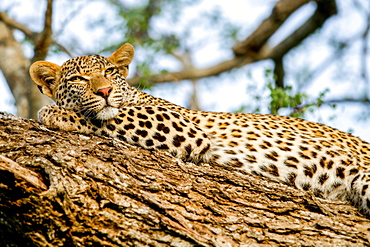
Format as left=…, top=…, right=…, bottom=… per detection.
left=61, top=55, right=112, bottom=76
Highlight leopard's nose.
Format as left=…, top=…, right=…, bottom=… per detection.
left=95, top=87, right=112, bottom=98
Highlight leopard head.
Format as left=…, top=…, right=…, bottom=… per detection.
left=30, top=43, right=134, bottom=120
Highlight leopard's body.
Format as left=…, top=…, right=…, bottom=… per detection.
left=30, top=43, right=370, bottom=216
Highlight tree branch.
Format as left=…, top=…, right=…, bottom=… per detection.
left=0, top=7, right=72, bottom=59
left=128, top=56, right=246, bottom=85
left=0, top=12, right=37, bottom=41
left=232, top=0, right=312, bottom=56
left=273, top=56, right=285, bottom=88
left=31, top=0, right=53, bottom=62
left=54, top=42, right=73, bottom=57
left=290, top=98, right=370, bottom=116
left=128, top=0, right=337, bottom=87
left=267, top=0, right=337, bottom=60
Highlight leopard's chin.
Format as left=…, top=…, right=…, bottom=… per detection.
left=95, top=106, right=119, bottom=120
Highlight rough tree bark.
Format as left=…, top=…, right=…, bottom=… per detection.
left=0, top=112, right=369, bottom=246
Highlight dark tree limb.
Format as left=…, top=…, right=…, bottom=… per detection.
left=273, top=57, right=285, bottom=89
left=232, top=0, right=312, bottom=56
left=31, top=0, right=53, bottom=63
left=267, top=0, right=337, bottom=61
left=0, top=112, right=369, bottom=246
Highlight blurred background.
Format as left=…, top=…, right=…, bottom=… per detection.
left=1, top=0, right=370, bottom=140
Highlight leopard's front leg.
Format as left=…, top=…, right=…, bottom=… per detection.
left=38, top=105, right=94, bottom=134
left=38, top=105, right=215, bottom=164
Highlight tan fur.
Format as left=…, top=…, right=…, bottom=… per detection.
left=30, top=62, right=61, bottom=97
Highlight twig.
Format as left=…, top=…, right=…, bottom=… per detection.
left=290, top=98, right=370, bottom=116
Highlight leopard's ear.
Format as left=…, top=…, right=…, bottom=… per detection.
left=108, top=43, right=134, bottom=78
left=29, top=61, right=61, bottom=98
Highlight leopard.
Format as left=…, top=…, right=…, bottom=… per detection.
left=30, top=43, right=370, bottom=217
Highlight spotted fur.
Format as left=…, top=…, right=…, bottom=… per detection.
left=30, top=43, right=370, bottom=217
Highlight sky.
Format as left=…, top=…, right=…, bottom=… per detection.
left=1, top=0, right=370, bottom=142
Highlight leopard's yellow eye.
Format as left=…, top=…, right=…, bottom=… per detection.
left=105, top=68, right=115, bottom=75
left=68, top=76, right=85, bottom=83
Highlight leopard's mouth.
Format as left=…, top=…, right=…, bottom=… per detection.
left=95, top=106, right=119, bottom=120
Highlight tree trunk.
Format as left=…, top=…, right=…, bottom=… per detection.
left=0, top=22, right=29, bottom=118
left=0, top=112, right=369, bottom=246
left=0, top=22, right=52, bottom=119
